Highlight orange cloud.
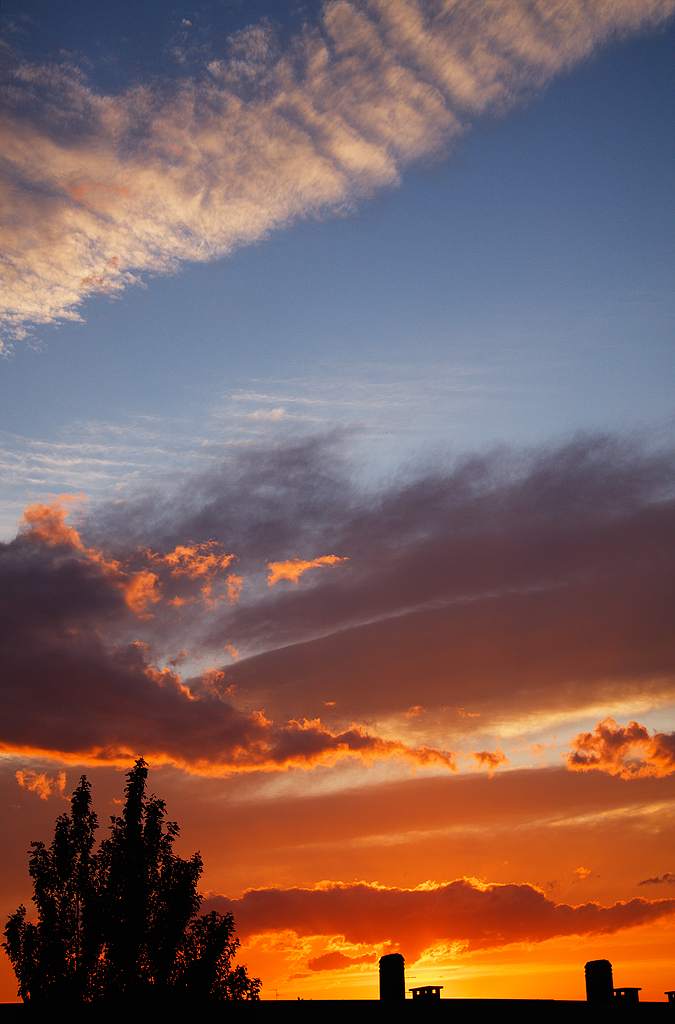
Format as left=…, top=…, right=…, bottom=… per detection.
left=176, top=717, right=452, bottom=776
left=226, top=573, right=244, bottom=604
left=147, top=541, right=237, bottom=579
left=5, top=436, right=675, bottom=792
left=0, top=570, right=460, bottom=775
left=404, top=705, right=426, bottom=718
left=15, top=769, right=67, bottom=800
left=118, top=566, right=161, bottom=614
left=145, top=542, right=241, bottom=608
left=20, top=497, right=160, bottom=614
left=8, top=499, right=442, bottom=775
left=207, top=879, right=675, bottom=961
left=470, top=748, right=509, bottom=776
left=20, top=493, right=87, bottom=548
left=566, top=718, right=675, bottom=779
left=253, top=719, right=457, bottom=774
left=267, top=556, right=348, bottom=586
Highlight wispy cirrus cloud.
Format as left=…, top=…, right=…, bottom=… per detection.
left=2, top=0, right=674, bottom=342
left=0, top=417, right=200, bottom=539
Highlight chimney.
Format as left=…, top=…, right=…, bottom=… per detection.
left=379, top=953, right=405, bottom=1001
left=585, top=959, right=614, bottom=1002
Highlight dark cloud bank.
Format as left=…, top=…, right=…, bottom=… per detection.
left=206, top=879, right=675, bottom=960
left=1, top=431, right=674, bottom=771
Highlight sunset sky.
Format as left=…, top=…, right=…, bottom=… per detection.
left=1, top=0, right=675, bottom=1004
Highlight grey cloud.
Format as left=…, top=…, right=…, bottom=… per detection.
left=0, top=489, right=457, bottom=771
left=2, top=430, right=674, bottom=767
left=91, top=430, right=675, bottom=733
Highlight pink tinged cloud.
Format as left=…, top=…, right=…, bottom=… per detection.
left=566, top=717, right=675, bottom=779
left=2, top=0, right=675, bottom=340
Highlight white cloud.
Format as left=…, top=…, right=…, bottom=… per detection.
left=247, top=408, right=287, bottom=421
left=2, top=0, right=673, bottom=338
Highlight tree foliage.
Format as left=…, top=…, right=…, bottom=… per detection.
left=3, top=760, right=260, bottom=1004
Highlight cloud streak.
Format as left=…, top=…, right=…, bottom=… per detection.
left=2, top=0, right=674, bottom=339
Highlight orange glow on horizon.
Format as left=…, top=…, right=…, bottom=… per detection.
left=225, top=899, right=675, bottom=1003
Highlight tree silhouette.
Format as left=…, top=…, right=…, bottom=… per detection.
left=3, top=760, right=260, bottom=1004
left=3, top=775, right=98, bottom=1002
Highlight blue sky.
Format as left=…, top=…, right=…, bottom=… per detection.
left=1, top=0, right=675, bottom=1003
left=1, top=0, right=674, bottom=535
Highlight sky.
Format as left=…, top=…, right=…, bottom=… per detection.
left=1, top=0, right=675, bottom=1004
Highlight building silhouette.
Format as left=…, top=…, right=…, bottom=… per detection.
left=1, top=956, right=673, bottom=1022
left=379, top=953, right=405, bottom=1001
left=585, top=959, right=615, bottom=1002
left=409, top=986, right=443, bottom=1000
